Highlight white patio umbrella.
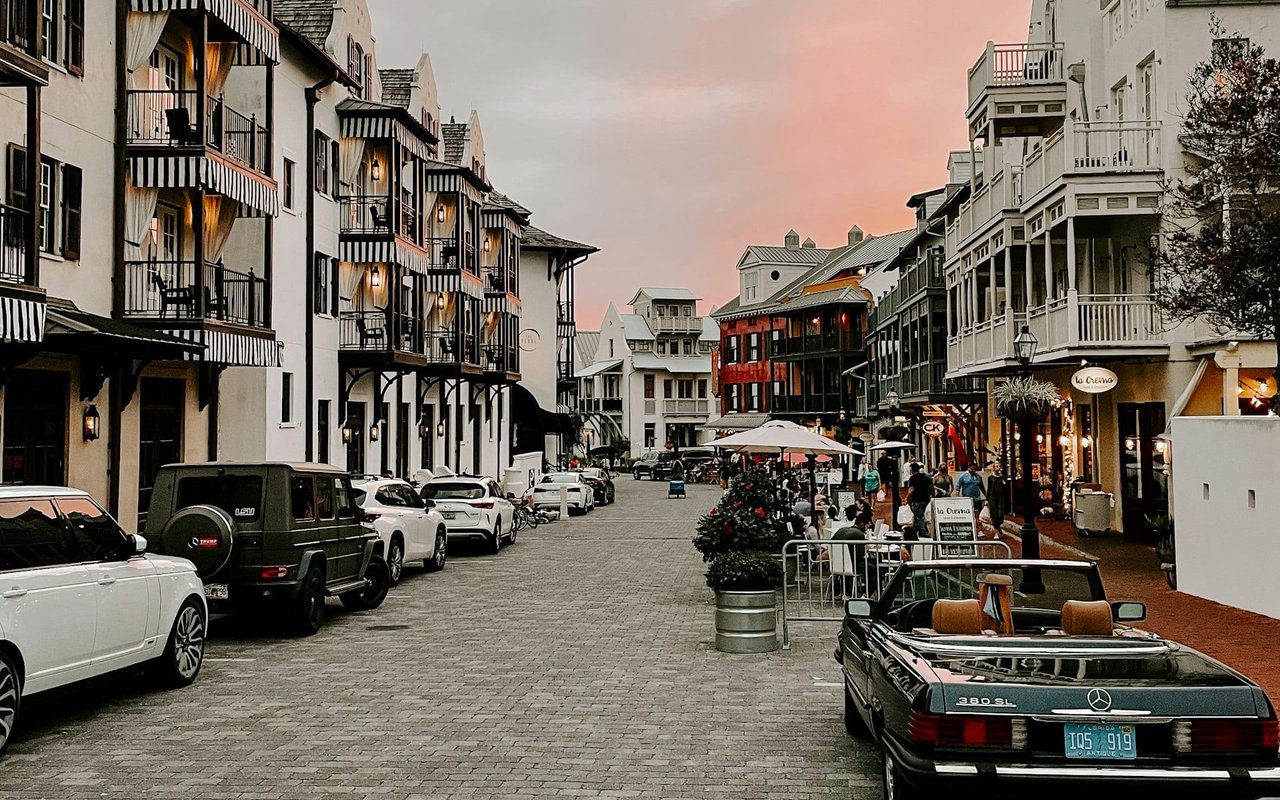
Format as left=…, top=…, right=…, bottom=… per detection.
left=868, top=441, right=916, bottom=452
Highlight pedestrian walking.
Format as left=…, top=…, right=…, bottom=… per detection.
left=932, top=464, right=953, bottom=498
left=956, top=462, right=986, bottom=522
left=986, top=464, right=1008, bottom=531
left=906, top=462, right=933, bottom=536
left=861, top=461, right=881, bottom=501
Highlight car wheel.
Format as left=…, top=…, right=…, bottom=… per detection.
left=386, top=538, right=405, bottom=586
left=340, top=556, right=390, bottom=612
left=154, top=597, right=206, bottom=689
left=292, top=567, right=327, bottom=636
left=633, top=471, right=641, bottom=481
left=507, top=526, right=518, bottom=546
left=881, top=751, right=921, bottom=800
left=843, top=685, right=868, bottom=738
left=0, top=649, right=20, bottom=757
left=490, top=518, right=503, bottom=553
left=425, top=528, right=447, bottom=572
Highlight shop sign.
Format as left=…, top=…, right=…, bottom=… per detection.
left=519, top=329, right=540, bottom=352
left=1071, top=366, right=1119, bottom=394
left=921, top=420, right=946, bottom=438
left=928, top=498, right=978, bottom=557
left=859, top=431, right=876, bottom=444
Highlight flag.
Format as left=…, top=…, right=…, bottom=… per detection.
left=948, top=423, right=970, bottom=469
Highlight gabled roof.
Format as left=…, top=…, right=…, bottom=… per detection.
left=442, top=122, right=467, bottom=165
left=739, top=245, right=833, bottom=267
left=620, top=314, right=654, bottom=340
left=485, top=191, right=532, bottom=219
left=273, top=0, right=333, bottom=47
left=378, top=68, right=414, bottom=109
left=575, top=331, right=601, bottom=368
left=522, top=225, right=598, bottom=255
left=630, top=287, right=699, bottom=304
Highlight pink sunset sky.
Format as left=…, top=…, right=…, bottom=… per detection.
left=369, top=0, right=1031, bottom=326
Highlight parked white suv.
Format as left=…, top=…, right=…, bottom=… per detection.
left=351, top=478, right=448, bottom=584
left=419, top=476, right=515, bottom=553
left=0, top=487, right=206, bottom=756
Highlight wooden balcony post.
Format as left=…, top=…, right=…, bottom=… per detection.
left=194, top=189, right=206, bottom=318
left=196, top=15, right=207, bottom=146
left=23, top=83, right=38, bottom=287
left=1003, top=246, right=1013, bottom=314
left=1067, top=289, right=1080, bottom=347
left=1043, top=230, right=1053, bottom=305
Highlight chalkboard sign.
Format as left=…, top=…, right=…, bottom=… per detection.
left=928, top=498, right=977, bottom=558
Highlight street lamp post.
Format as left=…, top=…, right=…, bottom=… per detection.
left=1012, top=325, right=1044, bottom=593
left=885, top=389, right=904, bottom=531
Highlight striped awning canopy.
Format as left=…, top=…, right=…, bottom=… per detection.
left=338, top=100, right=435, bottom=161
left=0, top=293, right=46, bottom=344
left=340, top=238, right=431, bottom=276
left=129, top=155, right=280, bottom=217
left=481, top=295, right=520, bottom=315
left=130, top=0, right=279, bottom=63
left=161, top=327, right=282, bottom=367
left=424, top=168, right=488, bottom=199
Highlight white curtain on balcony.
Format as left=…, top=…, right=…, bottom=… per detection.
left=205, top=42, right=238, bottom=98
left=125, top=11, right=170, bottom=83
left=340, top=138, right=366, bottom=188
left=124, top=180, right=159, bottom=261
left=202, top=195, right=239, bottom=263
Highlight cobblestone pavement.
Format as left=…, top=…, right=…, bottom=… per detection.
left=1, top=479, right=879, bottom=799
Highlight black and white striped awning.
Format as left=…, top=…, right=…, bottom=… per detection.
left=481, top=295, right=522, bottom=315
left=161, top=327, right=282, bottom=367
left=459, top=271, right=484, bottom=300
left=339, top=109, right=433, bottom=162
left=340, top=239, right=431, bottom=276
left=423, top=269, right=459, bottom=294
left=130, top=0, right=279, bottom=63
left=129, top=155, right=279, bottom=217
left=425, top=168, right=486, bottom=200
left=481, top=209, right=524, bottom=237
left=0, top=293, right=45, bottom=343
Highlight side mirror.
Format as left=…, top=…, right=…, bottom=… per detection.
left=845, top=598, right=873, bottom=619
left=1112, top=601, right=1146, bottom=623
left=130, top=534, right=148, bottom=554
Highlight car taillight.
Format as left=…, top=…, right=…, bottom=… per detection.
left=361, top=511, right=381, bottom=522
left=473, top=501, right=495, bottom=510
left=194, top=536, right=221, bottom=549
left=1175, top=719, right=1280, bottom=754
left=260, top=567, right=289, bottom=579
left=908, top=710, right=1024, bottom=749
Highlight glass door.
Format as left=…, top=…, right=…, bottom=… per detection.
left=1118, top=402, right=1168, bottom=540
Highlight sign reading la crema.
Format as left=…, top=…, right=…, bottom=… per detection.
left=1071, top=366, right=1119, bottom=394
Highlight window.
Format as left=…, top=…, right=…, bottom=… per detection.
left=657, top=340, right=667, bottom=355
left=41, top=0, right=56, bottom=62
left=747, top=383, right=761, bottom=412
left=1140, top=59, right=1156, bottom=121
left=608, top=340, right=614, bottom=357
left=1111, top=81, right=1128, bottom=122
left=746, top=332, right=761, bottom=362
left=313, top=252, right=336, bottom=315
left=348, top=38, right=365, bottom=99
left=11, top=153, right=84, bottom=259
left=61, top=164, right=80, bottom=259
left=331, top=140, right=341, bottom=197
left=292, top=476, right=316, bottom=521
left=644, top=423, right=656, bottom=448
left=698, top=380, right=708, bottom=399
left=0, top=499, right=72, bottom=571
left=282, top=158, right=295, bottom=211
left=727, top=384, right=741, bottom=412
left=772, top=380, right=785, bottom=400
left=58, top=497, right=126, bottom=562
left=318, top=399, right=331, bottom=465
left=176, top=476, right=263, bottom=522
left=663, top=379, right=673, bottom=399
left=281, top=373, right=294, bottom=424
left=677, top=380, right=693, bottom=400
left=644, top=374, right=654, bottom=399
left=65, top=0, right=83, bottom=74
left=724, top=335, right=740, bottom=364
left=38, top=159, right=54, bottom=253
left=314, top=132, right=331, bottom=194
left=335, top=479, right=355, bottom=519
left=315, top=476, right=335, bottom=520
left=683, top=339, right=693, bottom=355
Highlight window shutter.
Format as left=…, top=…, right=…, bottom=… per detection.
left=331, top=140, right=341, bottom=197
left=6, top=144, right=27, bottom=248
left=312, top=252, right=324, bottom=314
left=313, top=132, right=325, bottom=193
left=330, top=257, right=339, bottom=316
left=61, top=163, right=81, bottom=259
left=66, top=0, right=84, bottom=76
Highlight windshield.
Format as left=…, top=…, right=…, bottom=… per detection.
left=542, top=473, right=579, bottom=483
left=881, top=564, right=1104, bottom=633
left=421, top=482, right=485, bottom=500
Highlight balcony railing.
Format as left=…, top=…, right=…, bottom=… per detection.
left=483, top=268, right=506, bottom=294
left=651, top=315, right=702, bottom=334
left=338, top=311, right=475, bottom=364
left=0, top=204, right=26, bottom=285
left=663, top=399, right=710, bottom=416
left=340, top=195, right=421, bottom=241
left=126, top=90, right=270, bottom=175
left=1027, top=292, right=1160, bottom=351
left=0, top=0, right=35, bottom=53
left=772, top=395, right=844, bottom=415
left=124, top=260, right=266, bottom=326
left=579, top=398, right=623, bottom=414
left=771, top=332, right=855, bottom=357
left=947, top=308, right=1025, bottom=375
left=1023, top=120, right=1161, bottom=200
left=968, top=42, right=1064, bottom=103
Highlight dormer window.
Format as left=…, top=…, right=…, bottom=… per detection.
left=348, top=38, right=365, bottom=99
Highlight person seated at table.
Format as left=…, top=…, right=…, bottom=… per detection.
left=815, top=522, right=868, bottom=561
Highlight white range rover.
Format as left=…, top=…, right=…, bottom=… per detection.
left=0, top=486, right=207, bottom=756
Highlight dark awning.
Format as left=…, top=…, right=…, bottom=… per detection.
left=44, top=306, right=203, bottom=359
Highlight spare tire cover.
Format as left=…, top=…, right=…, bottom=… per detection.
left=162, top=504, right=236, bottom=580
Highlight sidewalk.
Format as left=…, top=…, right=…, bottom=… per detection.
left=1005, top=513, right=1280, bottom=705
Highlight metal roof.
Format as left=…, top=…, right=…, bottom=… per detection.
left=631, top=353, right=713, bottom=374
left=576, top=359, right=623, bottom=378
left=774, top=286, right=869, bottom=314
left=741, top=245, right=833, bottom=267
left=630, top=287, right=700, bottom=303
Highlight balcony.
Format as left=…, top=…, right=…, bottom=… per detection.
left=337, top=311, right=478, bottom=366
left=126, top=91, right=270, bottom=176
left=1021, top=120, right=1162, bottom=204
left=650, top=315, right=702, bottom=334
left=946, top=161, right=1023, bottom=254
left=340, top=195, right=420, bottom=240
left=482, top=267, right=509, bottom=295
left=0, top=203, right=27, bottom=285
left=663, top=399, right=710, bottom=416
left=0, top=0, right=46, bottom=84
left=967, top=42, right=1066, bottom=141
left=898, top=362, right=985, bottom=400
left=771, top=332, right=862, bottom=359
left=772, top=394, right=844, bottom=415
left=579, top=398, right=623, bottom=415
left=123, top=260, right=267, bottom=328
left=483, top=343, right=520, bottom=375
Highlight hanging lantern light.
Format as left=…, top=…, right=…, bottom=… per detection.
left=82, top=405, right=101, bottom=442
left=369, top=264, right=382, bottom=288
left=370, top=158, right=382, bottom=181
left=341, top=416, right=360, bottom=444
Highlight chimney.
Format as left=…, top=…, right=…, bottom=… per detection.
left=801, top=237, right=816, bottom=249
left=784, top=229, right=800, bottom=249
left=847, top=226, right=864, bottom=247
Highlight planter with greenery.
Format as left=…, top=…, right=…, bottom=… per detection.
left=693, top=467, right=791, bottom=653
left=993, top=375, right=1061, bottom=424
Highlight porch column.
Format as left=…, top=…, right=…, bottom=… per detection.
left=1024, top=243, right=1033, bottom=311
left=1223, top=363, right=1241, bottom=417
left=1003, top=246, right=1012, bottom=313
left=194, top=189, right=206, bottom=315
left=1066, top=217, right=1079, bottom=344
left=1043, top=229, right=1053, bottom=304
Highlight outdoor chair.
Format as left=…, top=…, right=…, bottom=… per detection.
left=825, top=541, right=863, bottom=601
left=368, top=205, right=391, bottom=231
left=164, top=107, right=199, bottom=146
left=150, top=270, right=195, bottom=318
left=356, top=315, right=385, bottom=349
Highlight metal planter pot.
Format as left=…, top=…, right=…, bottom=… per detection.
left=714, top=590, right=778, bottom=654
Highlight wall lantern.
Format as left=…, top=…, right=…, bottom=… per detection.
left=369, top=421, right=381, bottom=442
left=436, top=420, right=446, bottom=438
left=483, top=237, right=491, bottom=253
left=437, top=204, right=446, bottom=223
left=418, top=416, right=432, bottom=438
left=341, top=416, right=360, bottom=445
left=370, top=159, right=382, bottom=182
left=369, top=264, right=382, bottom=288
left=437, top=292, right=447, bottom=310
left=82, top=405, right=101, bottom=441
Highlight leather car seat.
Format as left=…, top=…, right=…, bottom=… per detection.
left=1061, top=600, right=1115, bottom=636
left=931, top=599, right=984, bottom=635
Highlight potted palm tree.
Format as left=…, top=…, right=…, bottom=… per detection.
left=693, top=467, right=792, bottom=653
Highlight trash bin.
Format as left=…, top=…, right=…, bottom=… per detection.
left=1072, top=490, right=1113, bottom=537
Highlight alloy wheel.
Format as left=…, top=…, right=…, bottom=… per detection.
left=0, top=653, right=18, bottom=754
left=431, top=530, right=447, bottom=570
left=172, top=605, right=206, bottom=680
left=387, top=541, right=404, bottom=584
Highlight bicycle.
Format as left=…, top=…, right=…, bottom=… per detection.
left=511, top=495, right=541, bottom=531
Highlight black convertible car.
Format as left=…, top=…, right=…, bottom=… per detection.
left=836, top=559, right=1280, bottom=799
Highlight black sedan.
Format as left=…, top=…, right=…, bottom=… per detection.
left=575, top=467, right=615, bottom=505
left=835, top=558, right=1280, bottom=799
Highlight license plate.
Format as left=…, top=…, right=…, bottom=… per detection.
left=1064, top=723, right=1136, bottom=760
left=204, top=583, right=229, bottom=600
left=441, top=511, right=456, bottom=520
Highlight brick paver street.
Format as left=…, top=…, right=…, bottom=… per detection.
left=0, top=479, right=878, bottom=800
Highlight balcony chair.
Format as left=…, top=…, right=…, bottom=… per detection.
left=368, top=204, right=391, bottom=232
left=356, top=315, right=385, bottom=349
left=149, top=270, right=195, bottom=318
left=164, top=107, right=199, bottom=146
left=440, top=244, right=458, bottom=267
